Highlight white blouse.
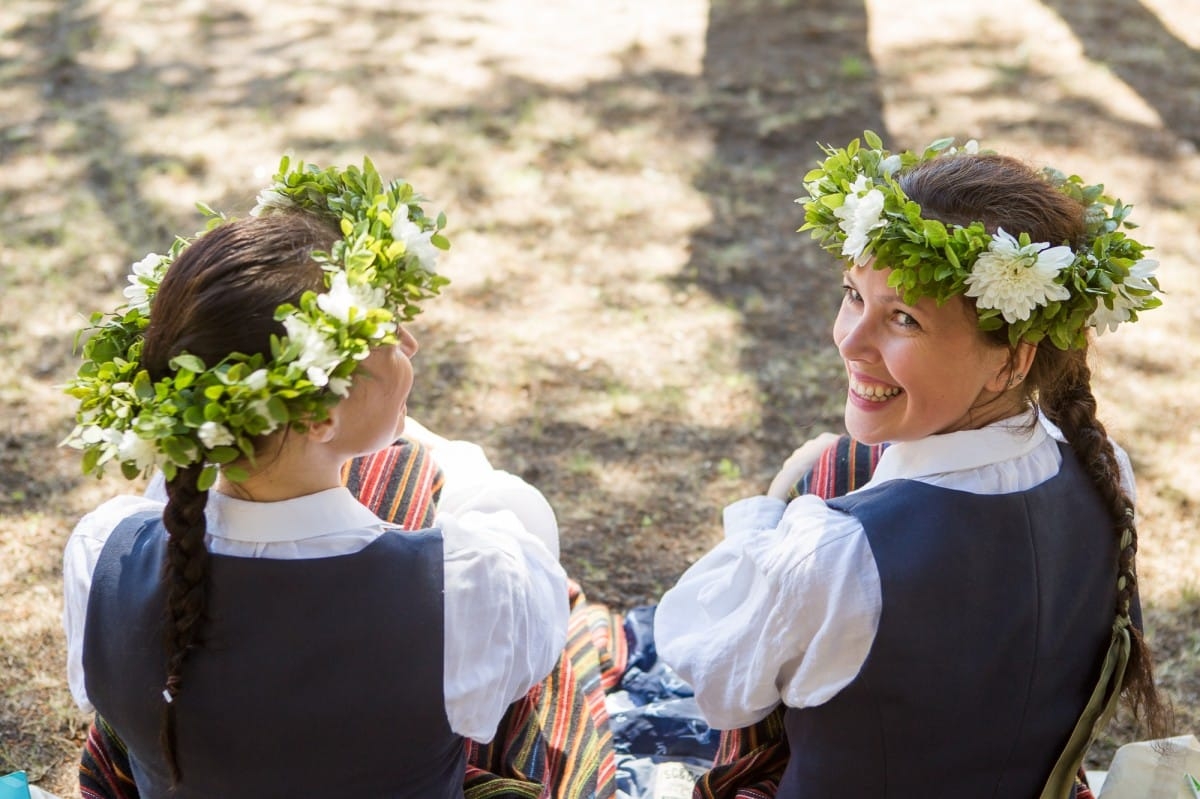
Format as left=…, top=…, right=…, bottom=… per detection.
left=654, top=412, right=1135, bottom=731
left=63, top=418, right=570, bottom=744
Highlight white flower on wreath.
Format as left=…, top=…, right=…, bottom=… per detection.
left=249, top=188, right=295, bottom=217
left=879, top=154, right=902, bottom=177
left=328, top=376, right=352, bottom=397
left=834, top=176, right=886, bottom=265
left=198, top=421, right=236, bottom=449
left=964, top=228, right=1073, bottom=323
left=123, top=253, right=164, bottom=310
left=117, top=430, right=160, bottom=471
left=1089, top=259, right=1159, bottom=334
left=392, top=213, right=440, bottom=272
left=317, top=272, right=386, bottom=323
left=282, top=315, right=342, bottom=388
left=244, top=369, right=269, bottom=391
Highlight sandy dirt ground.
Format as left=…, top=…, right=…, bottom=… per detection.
left=2, top=0, right=1198, bottom=794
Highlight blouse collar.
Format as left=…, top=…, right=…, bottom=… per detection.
left=864, top=409, right=1049, bottom=487
left=204, top=486, right=387, bottom=544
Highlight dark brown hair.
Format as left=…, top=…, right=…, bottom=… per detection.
left=900, top=154, right=1168, bottom=736
left=140, top=211, right=337, bottom=782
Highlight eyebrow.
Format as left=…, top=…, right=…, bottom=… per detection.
left=842, top=273, right=913, bottom=308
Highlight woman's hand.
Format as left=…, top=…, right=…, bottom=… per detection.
left=766, top=432, right=842, bottom=501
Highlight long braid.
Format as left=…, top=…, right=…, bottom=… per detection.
left=902, top=153, right=1169, bottom=737
left=159, top=463, right=212, bottom=783
left=1035, top=347, right=1169, bottom=736
left=138, top=212, right=335, bottom=785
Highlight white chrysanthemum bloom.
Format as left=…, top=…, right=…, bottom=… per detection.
left=834, top=176, right=886, bottom=265
left=964, top=228, right=1073, bottom=323
left=316, top=272, right=386, bottom=323
left=117, top=430, right=160, bottom=471
left=392, top=214, right=440, bottom=271
left=879, top=154, right=902, bottom=177
left=249, top=188, right=296, bottom=217
left=198, top=421, right=236, bottom=449
left=123, top=253, right=163, bottom=309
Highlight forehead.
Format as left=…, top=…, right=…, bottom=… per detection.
left=846, top=264, right=983, bottom=329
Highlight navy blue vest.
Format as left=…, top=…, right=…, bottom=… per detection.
left=83, top=512, right=466, bottom=799
left=779, top=444, right=1115, bottom=799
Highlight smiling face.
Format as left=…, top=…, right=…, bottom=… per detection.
left=832, top=263, right=1022, bottom=445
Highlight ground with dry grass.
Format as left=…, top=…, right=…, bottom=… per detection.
left=2, top=0, right=1198, bottom=795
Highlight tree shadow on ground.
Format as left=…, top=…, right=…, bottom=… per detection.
left=1040, top=0, right=1200, bottom=148
left=679, top=0, right=888, bottom=449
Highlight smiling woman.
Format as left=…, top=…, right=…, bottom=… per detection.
left=655, top=133, right=1170, bottom=799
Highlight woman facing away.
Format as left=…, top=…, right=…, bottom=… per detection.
left=655, top=133, right=1170, bottom=799
left=61, top=159, right=569, bottom=798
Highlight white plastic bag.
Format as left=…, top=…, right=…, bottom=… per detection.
left=1098, top=735, right=1200, bottom=799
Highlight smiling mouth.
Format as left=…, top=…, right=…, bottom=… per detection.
left=849, top=377, right=902, bottom=402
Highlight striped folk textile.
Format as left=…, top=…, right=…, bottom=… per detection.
left=463, top=579, right=625, bottom=799
left=80, top=437, right=624, bottom=799
left=341, top=439, right=444, bottom=530
left=79, top=716, right=136, bottom=799
left=694, top=434, right=1097, bottom=799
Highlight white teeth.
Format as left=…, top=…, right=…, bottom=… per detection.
left=850, top=378, right=901, bottom=402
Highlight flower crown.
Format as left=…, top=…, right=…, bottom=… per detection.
left=797, top=131, right=1163, bottom=349
left=63, top=156, right=449, bottom=490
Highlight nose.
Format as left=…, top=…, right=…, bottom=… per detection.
left=398, top=326, right=419, bottom=358
left=833, top=306, right=872, bottom=364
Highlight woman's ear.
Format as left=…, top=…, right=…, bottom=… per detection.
left=986, top=340, right=1038, bottom=393
left=304, top=411, right=339, bottom=444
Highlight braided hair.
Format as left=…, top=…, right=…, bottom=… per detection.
left=901, top=154, right=1169, bottom=735
left=140, top=212, right=337, bottom=781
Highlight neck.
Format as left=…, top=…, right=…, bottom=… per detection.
left=215, top=433, right=345, bottom=502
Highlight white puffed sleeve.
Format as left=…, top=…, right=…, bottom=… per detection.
left=411, top=419, right=568, bottom=742
left=63, top=494, right=165, bottom=712
left=655, top=494, right=881, bottom=730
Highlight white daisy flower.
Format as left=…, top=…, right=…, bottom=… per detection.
left=392, top=214, right=440, bottom=271
left=1122, top=258, right=1159, bottom=294
left=964, top=228, right=1073, bottom=323
left=1089, top=259, right=1160, bottom=334
left=1088, top=292, right=1137, bottom=334
left=123, top=253, right=164, bottom=309
left=249, top=188, right=295, bottom=217
left=117, top=430, right=161, bottom=471
left=834, top=176, right=886, bottom=265
left=328, top=376, right=352, bottom=397
left=244, top=369, right=269, bottom=391
left=316, top=272, right=386, bottom=323
left=282, top=315, right=342, bottom=375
